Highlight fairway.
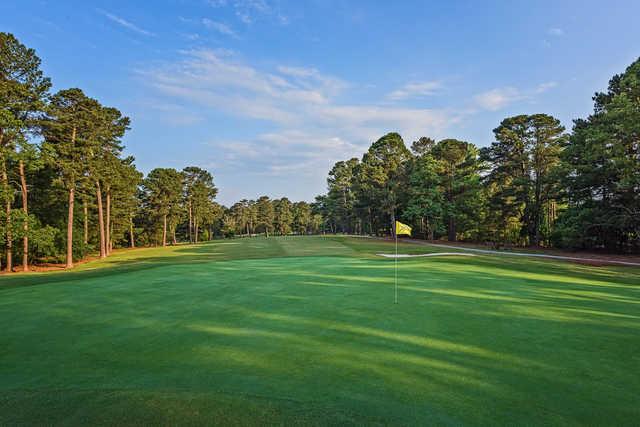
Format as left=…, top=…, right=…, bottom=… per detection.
left=1, top=236, right=639, bottom=425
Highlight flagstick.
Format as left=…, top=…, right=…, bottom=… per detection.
left=394, top=232, right=398, bottom=304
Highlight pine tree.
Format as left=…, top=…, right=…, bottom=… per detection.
left=359, top=133, right=411, bottom=236
left=0, top=32, right=51, bottom=271
left=43, top=89, right=100, bottom=267
left=141, top=168, right=183, bottom=246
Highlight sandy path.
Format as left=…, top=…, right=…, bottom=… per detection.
left=411, top=241, right=640, bottom=267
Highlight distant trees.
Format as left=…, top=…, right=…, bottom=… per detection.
left=218, top=197, right=318, bottom=237
left=142, top=168, right=183, bottom=247
left=183, top=167, right=217, bottom=243
left=326, top=158, right=359, bottom=233
left=256, top=196, right=275, bottom=237
left=292, top=201, right=312, bottom=234
left=274, top=197, right=293, bottom=235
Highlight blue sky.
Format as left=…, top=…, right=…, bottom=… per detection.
left=2, top=0, right=640, bottom=205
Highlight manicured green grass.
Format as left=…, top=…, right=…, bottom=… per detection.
left=1, top=236, right=639, bottom=425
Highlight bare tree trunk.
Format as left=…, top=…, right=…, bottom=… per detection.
left=83, top=199, right=88, bottom=245
left=66, top=187, right=74, bottom=268
left=129, top=215, right=135, bottom=248
left=96, top=180, right=106, bottom=258
left=105, top=187, right=111, bottom=255
left=188, top=202, right=193, bottom=243
left=448, top=216, right=456, bottom=242
left=172, top=225, right=177, bottom=245
left=195, top=218, right=199, bottom=243
left=162, top=214, right=167, bottom=246
left=447, top=168, right=457, bottom=242
left=19, top=160, right=28, bottom=271
left=65, top=126, right=77, bottom=268
left=2, top=156, right=12, bottom=272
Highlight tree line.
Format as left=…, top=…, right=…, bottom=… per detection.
left=222, top=197, right=323, bottom=237
left=314, top=58, right=640, bottom=253
left=1, top=33, right=329, bottom=272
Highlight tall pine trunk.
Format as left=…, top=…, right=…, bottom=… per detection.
left=531, top=178, right=543, bottom=247
left=96, top=180, right=106, bottom=258
left=2, top=156, right=12, bottom=272
left=194, top=218, right=199, bottom=243
left=83, top=200, right=88, bottom=245
left=188, top=202, right=193, bottom=243
left=66, top=187, right=74, bottom=268
left=19, top=160, right=28, bottom=271
left=65, top=126, right=77, bottom=268
left=129, top=215, right=135, bottom=248
left=162, top=214, right=167, bottom=246
left=447, top=170, right=457, bottom=242
left=105, top=187, right=111, bottom=255
left=448, top=216, right=456, bottom=242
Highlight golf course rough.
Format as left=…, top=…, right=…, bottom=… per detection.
left=1, top=236, right=639, bottom=426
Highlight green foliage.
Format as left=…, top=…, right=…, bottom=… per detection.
left=28, top=223, right=57, bottom=260
left=273, top=197, right=293, bottom=235
left=481, top=114, right=566, bottom=246
left=359, top=132, right=412, bottom=234
left=559, top=58, right=640, bottom=251
left=255, top=196, right=275, bottom=235
left=403, top=151, right=443, bottom=239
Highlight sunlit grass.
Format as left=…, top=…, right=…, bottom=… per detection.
left=1, top=236, right=639, bottom=425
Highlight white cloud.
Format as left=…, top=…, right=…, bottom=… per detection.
left=202, top=18, right=238, bottom=38
left=547, top=28, right=564, bottom=36
left=473, top=87, right=522, bottom=111
left=207, top=0, right=287, bottom=26
left=236, top=11, right=253, bottom=24
left=473, top=81, right=558, bottom=111
left=99, top=10, right=155, bottom=36
left=386, top=81, right=443, bottom=101
left=534, top=81, right=557, bottom=93
left=139, top=49, right=460, bottom=184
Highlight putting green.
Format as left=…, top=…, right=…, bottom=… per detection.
left=1, top=236, right=639, bottom=425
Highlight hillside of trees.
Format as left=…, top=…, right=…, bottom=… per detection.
left=1, top=32, right=639, bottom=272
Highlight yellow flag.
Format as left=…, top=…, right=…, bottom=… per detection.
left=395, top=221, right=412, bottom=236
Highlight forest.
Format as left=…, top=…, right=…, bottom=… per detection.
left=1, top=31, right=639, bottom=273
left=313, top=64, right=640, bottom=253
